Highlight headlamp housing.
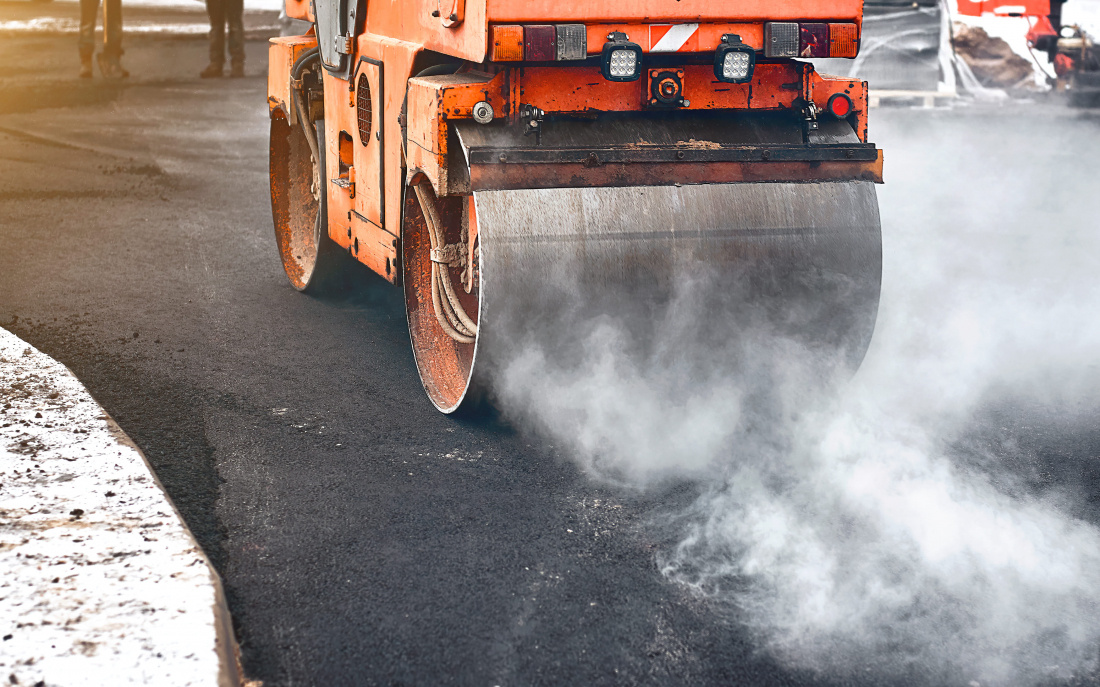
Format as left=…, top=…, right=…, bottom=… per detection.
left=714, top=34, right=756, bottom=84
left=601, top=31, right=643, bottom=82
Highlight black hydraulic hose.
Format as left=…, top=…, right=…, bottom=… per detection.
left=289, top=47, right=322, bottom=177
left=415, top=180, right=477, bottom=343
left=291, top=46, right=320, bottom=80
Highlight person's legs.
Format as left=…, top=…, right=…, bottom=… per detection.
left=78, top=0, right=99, bottom=76
left=202, top=0, right=227, bottom=76
left=97, top=0, right=128, bottom=78
left=102, top=0, right=122, bottom=57
left=226, top=0, right=245, bottom=76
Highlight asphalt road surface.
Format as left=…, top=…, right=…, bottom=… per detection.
left=3, top=27, right=1100, bottom=687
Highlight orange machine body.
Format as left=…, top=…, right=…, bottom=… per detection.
left=956, top=0, right=1051, bottom=17
left=269, top=0, right=879, bottom=286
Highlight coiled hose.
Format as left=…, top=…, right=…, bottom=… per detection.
left=414, top=181, right=478, bottom=344
left=289, top=47, right=321, bottom=178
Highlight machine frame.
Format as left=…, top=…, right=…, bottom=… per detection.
left=268, top=0, right=884, bottom=287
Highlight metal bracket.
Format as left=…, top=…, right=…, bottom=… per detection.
left=430, top=243, right=467, bottom=267
left=332, top=177, right=355, bottom=199
left=334, top=35, right=353, bottom=55
left=519, top=104, right=545, bottom=146
left=802, top=101, right=820, bottom=133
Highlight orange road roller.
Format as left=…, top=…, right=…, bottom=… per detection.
left=268, top=0, right=885, bottom=413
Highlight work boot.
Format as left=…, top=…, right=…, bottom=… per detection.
left=200, top=62, right=224, bottom=78
left=229, top=60, right=245, bottom=78
left=79, top=55, right=93, bottom=79
left=96, top=53, right=129, bottom=79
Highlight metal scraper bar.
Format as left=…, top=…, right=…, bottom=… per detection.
left=469, top=143, right=879, bottom=165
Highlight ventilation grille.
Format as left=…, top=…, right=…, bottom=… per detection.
left=356, top=73, right=372, bottom=146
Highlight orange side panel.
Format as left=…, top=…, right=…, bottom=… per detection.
left=322, top=69, right=401, bottom=283
left=374, top=39, right=421, bottom=257
left=406, top=77, right=452, bottom=198
left=956, top=0, right=1050, bottom=16
left=321, top=74, right=359, bottom=266
left=364, top=0, right=488, bottom=64
left=267, top=36, right=318, bottom=117
left=812, top=72, right=869, bottom=143
left=515, top=63, right=802, bottom=115
left=317, top=34, right=422, bottom=283
left=485, top=0, right=864, bottom=24
left=406, top=72, right=510, bottom=197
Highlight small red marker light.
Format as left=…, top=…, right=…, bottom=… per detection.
left=826, top=93, right=854, bottom=118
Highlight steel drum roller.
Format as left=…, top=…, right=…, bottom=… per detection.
left=404, top=180, right=881, bottom=413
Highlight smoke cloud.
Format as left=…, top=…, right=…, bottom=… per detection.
left=485, top=110, right=1100, bottom=685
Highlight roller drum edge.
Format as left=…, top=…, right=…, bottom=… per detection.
left=403, top=181, right=882, bottom=414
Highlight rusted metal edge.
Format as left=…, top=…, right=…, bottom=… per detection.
left=468, top=152, right=884, bottom=190
left=469, top=143, right=879, bottom=165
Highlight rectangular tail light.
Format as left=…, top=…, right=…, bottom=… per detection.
left=556, top=24, right=587, bottom=61
left=490, top=24, right=589, bottom=62
left=828, top=23, right=859, bottom=57
left=765, top=22, right=799, bottom=58
left=490, top=25, right=524, bottom=61
left=799, top=23, right=829, bottom=57
left=524, top=25, right=556, bottom=62
left=766, top=21, right=861, bottom=58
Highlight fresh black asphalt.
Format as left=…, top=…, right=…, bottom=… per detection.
left=3, top=30, right=1100, bottom=687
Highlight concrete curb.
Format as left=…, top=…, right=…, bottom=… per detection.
left=0, top=328, right=241, bottom=686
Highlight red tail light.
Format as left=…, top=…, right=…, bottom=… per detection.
left=826, top=93, right=854, bottom=118
left=524, top=25, right=556, bottom=61
left=799, top=24, right=829, bottom=57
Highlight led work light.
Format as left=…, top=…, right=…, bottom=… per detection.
left=714, top=34, right=756, bottom=83
left=601, top=31, right=643, bottom=82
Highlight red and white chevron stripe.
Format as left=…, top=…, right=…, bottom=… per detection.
left=649, top=24, right=700, bottom=52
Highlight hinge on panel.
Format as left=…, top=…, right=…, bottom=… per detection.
left=334, top=35, right=353, bottom=55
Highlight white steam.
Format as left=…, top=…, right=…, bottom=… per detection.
left=487, top=110, right=1100, bottom=685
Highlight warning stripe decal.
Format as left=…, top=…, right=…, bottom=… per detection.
left=649, top=23, right=700, bottom=52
